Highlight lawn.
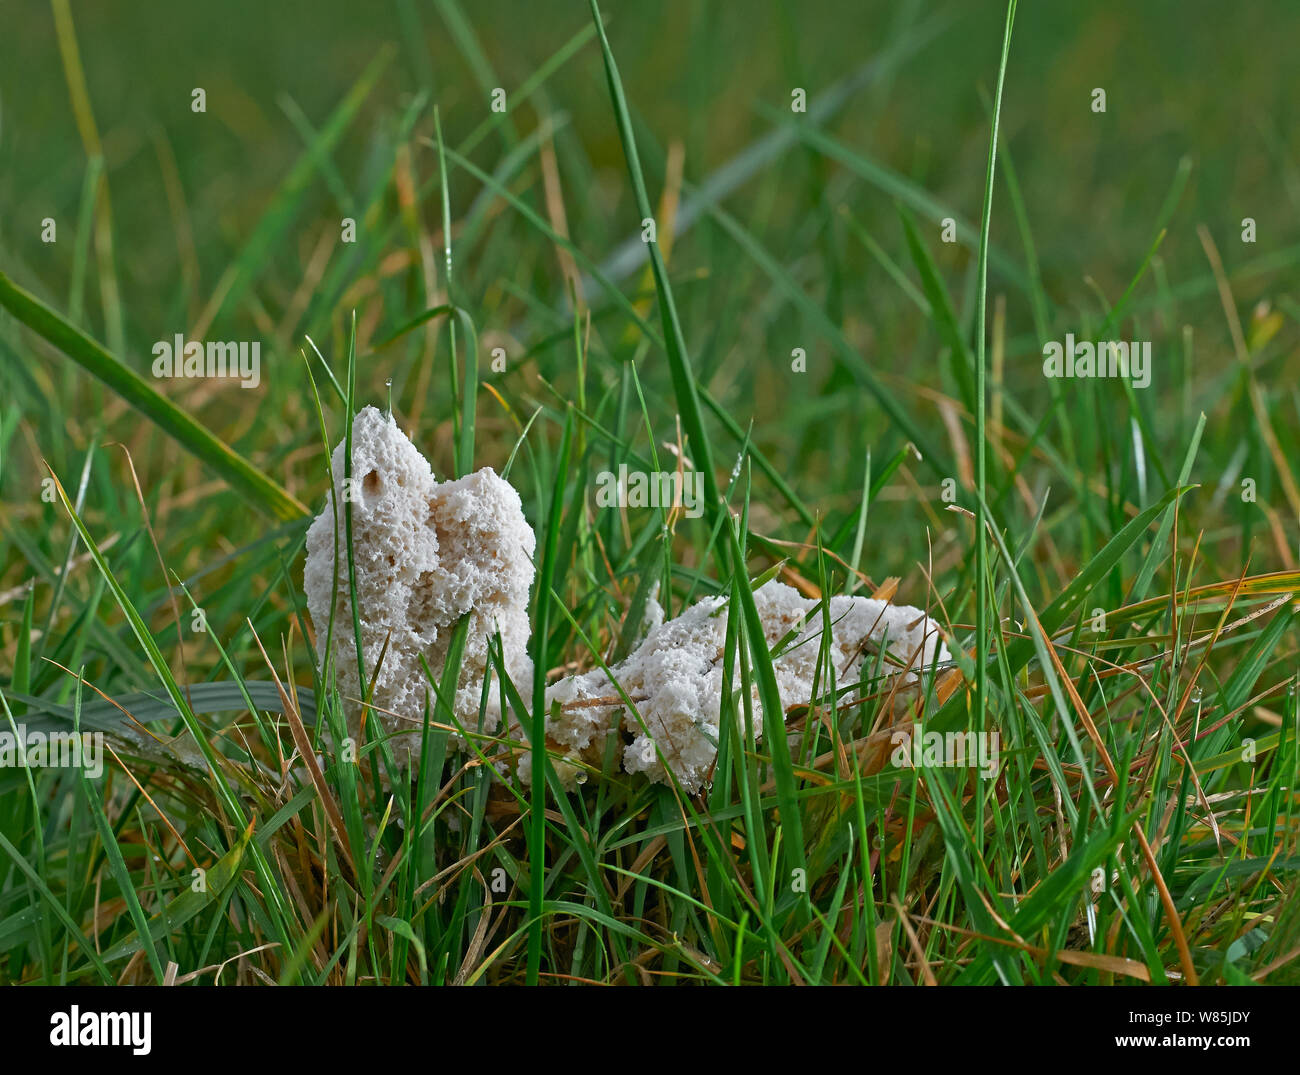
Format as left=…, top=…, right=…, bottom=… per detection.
left=1, top=0, right=1298, bottom=986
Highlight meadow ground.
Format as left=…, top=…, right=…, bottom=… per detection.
left=1, top=0, right=1299, bottom=986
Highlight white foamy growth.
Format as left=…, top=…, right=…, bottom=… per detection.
left=304, top=406, right=536, bottom=761
left=535, top=580, right=950, bottom=793
left=642, top=581, right=665, bottom=633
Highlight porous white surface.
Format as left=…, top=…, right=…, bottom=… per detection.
left=304, top=406, right=535, bottom=761
left=535, top=580, right=950, bottom=793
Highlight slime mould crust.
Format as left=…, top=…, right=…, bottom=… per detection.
left=304, top=411, right=948, bottom=792
left=532, top=580, right=951, bottom=793
left=303, top=406, right=536, bottom=762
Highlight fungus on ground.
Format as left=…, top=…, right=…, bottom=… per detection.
left=303, top=406, right=536, bottom=761
left=532, top=579, right=951, bottom=793
left=304, top=410, right=949, bottom=790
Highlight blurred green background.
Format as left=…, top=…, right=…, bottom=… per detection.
left=2, top=0, right=1298, bottom=585
left=6, top=0, right=1296, bottom=299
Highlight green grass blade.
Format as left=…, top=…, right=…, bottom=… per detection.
left=0, top=272, right=307, bottom=520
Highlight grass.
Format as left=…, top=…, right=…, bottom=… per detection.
left=1, top=0, right=1299, bottom=985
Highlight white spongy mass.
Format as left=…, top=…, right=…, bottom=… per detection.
left=538, top=580, right=950, bottom=793
left=304, top=406, right=536, bottom=761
